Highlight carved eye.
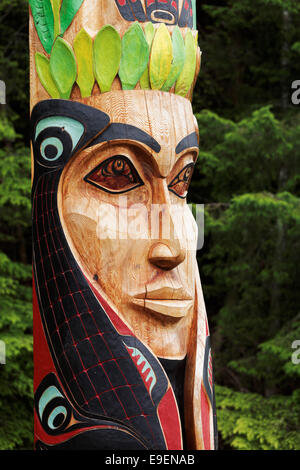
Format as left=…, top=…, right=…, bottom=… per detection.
left=34, top=116, right=84, bottom=167
left=168, top=162, right=194, bottom=199
left=84, top=156, right=144, bottom=194
left=37, top=385, right=71, bottom=435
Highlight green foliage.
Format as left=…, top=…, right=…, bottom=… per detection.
left=190, top=106, right=300, bottom=449
left=0, top=114, right=33, bottom=450
left=195, top=0, right=300, bottom=117
left=191, top=107, right=300, bottom=202
left=216, top=385, right=300, bottom=450
left=0, top=0, right=29, bottom=136
left=0, top=0, right=299, bottom=452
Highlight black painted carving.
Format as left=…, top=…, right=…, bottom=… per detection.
left=31, top=99, right=110, bottom=176
left=178, top=0, right=193, bottom=28
left=84, top=155, right=145, bottom=194
left=89, top=122, right=161, bottom=154
left=36, top=429, right=148, bottom=450
left=203, top=336, right=218, bottom=450
left=175, top=132, right=198, bottom=154
left=114, top=0, right=194, bottom=28
left=146, top=0, right=179, bottom=25
left=31, top=100, right=176, bottom=450
left=35, top=373, right=149, bottom=449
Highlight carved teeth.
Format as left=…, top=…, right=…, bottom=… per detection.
left=127, top=346, right=156, bottom=394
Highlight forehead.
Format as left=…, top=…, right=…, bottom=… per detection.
left=86, top=90, right=197, bottom=151
left=84, top=90, right=198, bottom=175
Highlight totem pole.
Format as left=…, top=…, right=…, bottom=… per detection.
left=29, top=0, right=217, bottom=450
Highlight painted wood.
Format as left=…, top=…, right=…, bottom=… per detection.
left=49, top=36, right=77, bottom=99
left=175, top=29, right=197, bottom=97
left=93, top=25, right=121, bottom=93
left=73, top=28, right=94, bottom=97
left=29, top=0, right=54, bottom=54
left=149, top=23, right=173, bottom=90
left=139, top=22, right=155, bottom=90
left=162, top=25, right=185, bottom=92
left=119, top=22, right=149, bottom=90
left=35, top=53, right=60, bottom=98
left=30, top=0, right=217, bottom=452
left=60, top=0, right=85, bottom=34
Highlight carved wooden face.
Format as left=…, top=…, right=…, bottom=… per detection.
left=58, top=91, right=199, bottom=358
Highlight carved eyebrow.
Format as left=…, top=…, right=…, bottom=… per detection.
left=87, top=123, right=161, bottom=153
left=175, top=132, right=198, bottom=155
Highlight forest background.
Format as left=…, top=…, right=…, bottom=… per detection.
left=0, top=0, right=299, bottom=450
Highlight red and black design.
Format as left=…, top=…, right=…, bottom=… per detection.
left=34, top=373, right=148, bottom=449
left=114, top=0, right=194, bottom=28
left=31, top=99, right=183, bottom=450
left=178, top=0, right=193, bottom=28
left=201, top=335, right=218, bottom=450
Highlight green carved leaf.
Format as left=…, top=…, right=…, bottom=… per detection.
left=50, top=0, right=62, bottom=38
left=175, top=30, right=197, bottom=97
left=144, top=22, right=155, bottom=45
left=50, top=37, right=77, bottom=99
left=35, top=53, right=60, bottom=98
left=93, top=25, right=121, bottom=93
left=162, top=26, right=185, bottom=92
left=149, top=23, right=173, bottom=90
left=29, top=0, right=55, bottom=54
left=74, top=29, right=94, bottom=97
left=60, top=0, right=85, bottom=35
left=119, top=22, right=149, bottom=91
left=140, top=22, right=155, bottom=90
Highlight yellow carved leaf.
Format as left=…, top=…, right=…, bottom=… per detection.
left=149, top=24, right=172, bottom=90
left=74, top=28, right=94, bottom=98
left=175, top=30, right=197, bottom=97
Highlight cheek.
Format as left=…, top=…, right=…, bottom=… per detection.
left=63, top=210, right=132, bottom=293
left=63, top=212, right=99, bottom=276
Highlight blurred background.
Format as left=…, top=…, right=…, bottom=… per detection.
left=0, top=0, right=299, bottom=450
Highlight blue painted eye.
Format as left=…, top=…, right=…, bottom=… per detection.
left=35, top=116, right=84, bottom=150
left=48, top=406, right=68, bottom=430
left=34, top=116, right=85, bottom=165
left=38, top=385, right=71, bottom=433
left=40, top=137, right=64, bottom=161
left=38, top=385, right=64, bottom=418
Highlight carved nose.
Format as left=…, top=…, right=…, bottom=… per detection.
left=148, top=243, right=185, bottom=271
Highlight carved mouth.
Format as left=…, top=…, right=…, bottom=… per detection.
left=132, top=298, right=193, bottom=318
left=134, top=286, right=193, bottom=301
left=132, top=286, right=193, bottom=318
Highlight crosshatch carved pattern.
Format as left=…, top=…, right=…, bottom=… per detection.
left=33, top=169, right=169, bottom=449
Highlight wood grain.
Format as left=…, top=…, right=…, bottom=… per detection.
left=30, top=0, right=214, bottom=451
left=29, top=1, right=201, bottom=110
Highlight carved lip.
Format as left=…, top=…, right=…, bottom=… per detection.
left=134, top=286, right=193, bottom=301
left=132, top=298, right=193, bottom=318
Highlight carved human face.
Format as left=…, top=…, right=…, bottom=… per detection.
left=58, top=91, right=199, bottom=358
